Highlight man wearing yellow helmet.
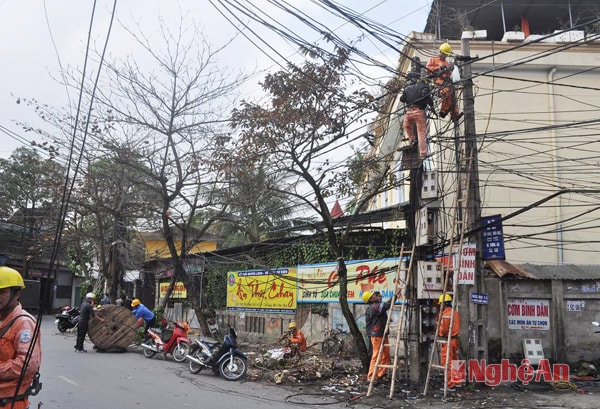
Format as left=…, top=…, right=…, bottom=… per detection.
left=130, top=299, right=156, bottom=338
left=364, top=290, right=395, bottom=383
left=437, top=293, right=462, bottom=390
left=426, top=42, right=463, bottom=124
left=0, top=266, right=42, bottom=409
left=287, top=321, right=307, bottom=353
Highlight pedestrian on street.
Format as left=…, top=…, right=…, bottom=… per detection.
left=131, top=299, right=156, bottom=337
left=400, top=70, right=435, bottom=159
left=75, top=292, right=102, bottom=352
left=0, top=266, right=42, bottom=409
left=437, top=293, right=462, bottom=390
left=426, top=42, right=463, bottom=124
left=363, top=290, right=395, bottom=382
left=117, top=293, right=131, bottom=309
left=101, top=293, right=111, bottom=305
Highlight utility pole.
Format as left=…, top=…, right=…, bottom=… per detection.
left=460, top=38, right=487, bottom=362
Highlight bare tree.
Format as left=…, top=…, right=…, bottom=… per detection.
left=82, top=17, right=252, bottom=335
left=229, top=45, right=396, bottom=371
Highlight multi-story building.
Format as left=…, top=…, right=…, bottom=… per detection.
left=363, top=0, right=600, bottom=375
left=371, top=0, right=600, bottom=265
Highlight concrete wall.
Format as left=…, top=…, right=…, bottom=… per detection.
left=484, top=276, right=600, bottom=365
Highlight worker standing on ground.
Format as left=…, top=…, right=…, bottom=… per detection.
left=75, top=292, right=101, bottom=352
left=400, top=70, right=435, bottom=160
left=0, top=266, right=42, bottom=409
left=363, top=290, right=395, bottom=383
left=426, top=43, right=463, bottom=124
left=437, top=294, right=462, bottom=390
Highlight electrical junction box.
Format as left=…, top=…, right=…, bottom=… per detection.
left=417, top=261, right=443, bottom=299
left=416, top=207, right=436, bottom=246
left=522, top=339, right=544, bottom=365
left=421, top=171, right=438, bottom=199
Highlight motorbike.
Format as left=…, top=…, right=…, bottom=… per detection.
left=186, top=324, right=247, bottom=381
left=55, top=305, right=80, bottom=332
left=141, top=320, right=191, bottom=363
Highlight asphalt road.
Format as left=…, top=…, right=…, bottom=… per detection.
left=26, top=314, right=600, bottom=409
left=29, top=315, right=357, bottom=409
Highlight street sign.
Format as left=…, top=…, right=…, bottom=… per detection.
left=471, top=292, right=488, bottom=305
left=481, top=215, right=505, bottom=260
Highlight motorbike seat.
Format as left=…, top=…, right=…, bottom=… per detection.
left=198, top=337, right=220, bottom=347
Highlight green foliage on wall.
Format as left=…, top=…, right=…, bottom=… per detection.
left=203, top=229, right=408, bottom=310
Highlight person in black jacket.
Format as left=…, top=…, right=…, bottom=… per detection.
left=75, top=292, right=102, bottom=352
left=400, top=71, right=435, bottom=159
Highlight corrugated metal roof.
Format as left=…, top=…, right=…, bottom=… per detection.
left=487, top=260, right=535, bottom=279
left=487, top=261, right=600, bottom=280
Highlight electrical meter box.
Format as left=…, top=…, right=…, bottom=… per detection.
left=417, top=261, right=443, bottom=299
left=421, top=171, right=438, bottom=199
left=416, top=207, right=436, bottom=246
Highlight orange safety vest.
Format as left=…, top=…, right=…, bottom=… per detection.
left=426, top=56, right=452, bottom=85
left=0, top=304, right=42, bottom=398
left=438, top=306, right=460, bottom=338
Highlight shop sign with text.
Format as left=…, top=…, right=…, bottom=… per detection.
left=159, top=281, right=187, bottom=298
left=507, top=298, right=550, bottom=330
left=297, top=258, right=402, bottom=303
left=226, top=268, right=296, bottom=313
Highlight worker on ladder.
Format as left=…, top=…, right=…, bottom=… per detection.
left=363, top=290, right=395, bottom=383
left=400, top=70, right=435, bottom=160
left=426, top=43, right=463, bottom=124
left=437, top=294, right=463, bottom=390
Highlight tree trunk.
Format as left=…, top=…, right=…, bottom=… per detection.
left=337, top=258, right=370, bottom=372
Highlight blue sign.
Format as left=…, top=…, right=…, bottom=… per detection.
left=471, top=292, right=489, bottom=305
left=481, top=215, right=505, bottom=260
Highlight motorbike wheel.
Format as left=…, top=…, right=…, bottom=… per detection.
left=188, top=350, right=206, bottom=374
left=143, top=339, right=157, bottom=358
left=172, top=341, right=190, bottom=363
left=57, top=321, right=69, bottom=333
left=219, top=355, right=247, bottom=381
left=322, top=339, right=342, bottom=356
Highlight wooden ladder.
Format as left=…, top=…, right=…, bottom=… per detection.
left=423, top=151, right=473, bottom=398
left=366, top=242, right=416, bottom=399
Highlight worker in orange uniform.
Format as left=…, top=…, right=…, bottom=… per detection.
left=364, top=290, right=395, bottom=383
left=288, top=321, right=307, bottom=353
left=401, top=70, right=435, bottom=159
left=426, top=43, right=463, bottom=124
left=437, top=293, right=462, bottom=390
left=0, top=267, right=42, bottom=409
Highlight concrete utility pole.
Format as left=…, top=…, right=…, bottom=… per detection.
left=460, top=38, right=487, bottom=362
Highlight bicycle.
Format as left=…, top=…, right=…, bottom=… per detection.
left=321, top=327, right=347, bottom=356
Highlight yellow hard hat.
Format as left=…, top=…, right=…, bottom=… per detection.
left=361, top=291, right=374, bottom=304
left=439, top=43, right=452, bottom=55
left=438, top=293, right=452, bottom=303
left=0, top=266, right=25, bottom=289
left=289, top=321, right=297, bottom=329
left=131, top=298, right=141, bottom=307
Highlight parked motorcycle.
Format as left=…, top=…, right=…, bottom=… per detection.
left=186, top=324, right=247, bottom=381
left=141, top=320, right=191, bottom=363
left=55, top=305, right=80, bottom=332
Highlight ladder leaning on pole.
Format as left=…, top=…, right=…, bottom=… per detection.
left=366, top=242, right=416, bottom=399
left=422, top=151, right=474, bottom=398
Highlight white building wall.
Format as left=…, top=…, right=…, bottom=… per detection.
left=370, top=35, right=600, bottom=265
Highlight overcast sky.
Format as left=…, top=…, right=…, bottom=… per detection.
left=0, top=0, right=431, bottom=159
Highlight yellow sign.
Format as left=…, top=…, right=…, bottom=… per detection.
left=297, top=258, right=402, bottom=303
left=159, top=281, right=187, bottom=299
left=227, top=268, right=297, bottom=313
